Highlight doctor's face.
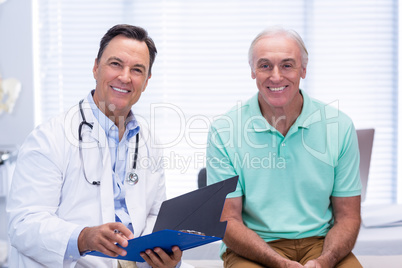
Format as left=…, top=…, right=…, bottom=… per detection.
left=93, top=35, right=151, bottom=118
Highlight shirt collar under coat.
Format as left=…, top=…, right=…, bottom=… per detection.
left=86, top=90, right=140, bottom=143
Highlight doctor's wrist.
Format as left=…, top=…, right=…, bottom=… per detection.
left=77, top=227, right=91, bottom=254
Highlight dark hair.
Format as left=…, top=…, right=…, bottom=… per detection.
left=96, top=24, right=157, bottom=76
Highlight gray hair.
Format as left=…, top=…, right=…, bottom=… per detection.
left=248, top=26, right=308, bottom=70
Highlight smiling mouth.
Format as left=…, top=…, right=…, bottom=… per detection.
left=268, top=86, right=286, bottom=92
left=111, top=86, right=130, bottom=93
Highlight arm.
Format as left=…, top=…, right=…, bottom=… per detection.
left=222, top=197, right=303, bottom=268
left=304, top=124, right=362, bottom=267
left=77, top=222, right=182, bottom=268
left=78, top=222, right=134, bottom=257
left=304, top=195, right=361, bottom=268
left=77, top=223, right=182, bottom=268
left=7, top=123, right=78, bottom=267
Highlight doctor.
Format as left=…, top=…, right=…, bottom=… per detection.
left=7, top=24, right=182, bottom=268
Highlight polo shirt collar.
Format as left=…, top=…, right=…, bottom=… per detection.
left=249, top=93, right=273, bottom=132
left=250, top=89, right=314, bottom=133
left=294, top=89, right=319, bottom=130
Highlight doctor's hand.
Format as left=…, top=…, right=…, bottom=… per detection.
left=78, top=222, right=134, bottom=257
left=140, top=246, right=182, bottom=268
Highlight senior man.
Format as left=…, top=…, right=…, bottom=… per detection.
left=207, top=26, right=362, bottom=268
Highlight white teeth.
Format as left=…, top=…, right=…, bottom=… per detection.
left=112, top=87, right=129, bottom=93
left=269, top=86, right=286, bottom=92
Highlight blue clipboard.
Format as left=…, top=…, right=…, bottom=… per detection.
left=88, top=175, right=238, bottom=262
left=88, top=229, right=221, bottom=262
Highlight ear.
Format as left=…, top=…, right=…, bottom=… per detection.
left=251, top=69, right=256, bottom=79
left=142, top=73, right=152, bottom=92
left=93, top=58, right=99, bottom=80
left=301, top=67, right=307, bottom=79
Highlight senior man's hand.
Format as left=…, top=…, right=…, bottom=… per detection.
left=304, top=258, right=330, bottom=268
left=281, top=260, right=304, bottom=268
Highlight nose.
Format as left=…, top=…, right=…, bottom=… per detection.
left=119, top=67, right=131, bottom=83
left=269, top=66, right=282, bottom=82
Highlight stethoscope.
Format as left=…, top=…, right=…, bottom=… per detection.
left=78, top=99, right=140, bottom=186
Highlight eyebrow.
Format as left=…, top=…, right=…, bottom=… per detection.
left=256, top=58, right=271, bottom=66
left=256, top=58, right=297, bottom=65
left=281, top=58, right=297, bottom=64
left=107, top=56, right=147, bottom=71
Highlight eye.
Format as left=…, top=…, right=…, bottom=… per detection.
left=132, top=68, right=143, bottom=74
left=110, top=61, right=121, bottom=67
left=131, top=68, right=145, bottom=76
left=259, top=63, right=271, bottom=69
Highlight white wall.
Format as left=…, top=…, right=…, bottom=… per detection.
left=0, top=0, right=35, bottom=147
left=0, top=0, right=34, bottom=243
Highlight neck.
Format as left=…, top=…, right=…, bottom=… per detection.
left=108, top=114, right=127, bottom=141
left=93, top=98, right=128, bottom=141
left=259, top=94, right=303, bottom=136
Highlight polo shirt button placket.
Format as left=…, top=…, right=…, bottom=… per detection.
left=278, top=142, right=286, bottom=157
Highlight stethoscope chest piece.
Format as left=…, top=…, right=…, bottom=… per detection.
left=125, top=132, right=140, bottom=186
left=126, top=172, right=139, bottom=185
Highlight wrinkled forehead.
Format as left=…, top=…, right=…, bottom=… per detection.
left=253, top=34, right=302, bottom=59
left=103, top=36, right=150, bottom=70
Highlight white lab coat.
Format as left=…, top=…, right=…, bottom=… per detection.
left=7, top=98, right=167, bottom=267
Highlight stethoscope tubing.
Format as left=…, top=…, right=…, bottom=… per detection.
left=78, top=99, right=139, bottom=186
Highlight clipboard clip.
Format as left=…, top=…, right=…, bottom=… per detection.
left=179, top=229, right=206, bottom=236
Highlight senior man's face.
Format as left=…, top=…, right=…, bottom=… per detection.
left=251, top=34, right=306, bottom=111
left=92, top=35, right=151, bottom=119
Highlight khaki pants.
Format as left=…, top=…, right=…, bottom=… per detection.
left=222, top=236, right=362, bottom=268
left=117, top=260, right=138, bottom=268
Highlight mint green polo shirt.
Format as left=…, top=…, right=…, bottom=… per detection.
left=207, top=90, right=361, bottom=247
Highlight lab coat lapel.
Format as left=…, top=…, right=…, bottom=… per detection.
left=81, top=99, right=115, bottom=223
left=97, top=126, right=115, bottom=223
left=126, top=131, right=147, bottom=237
